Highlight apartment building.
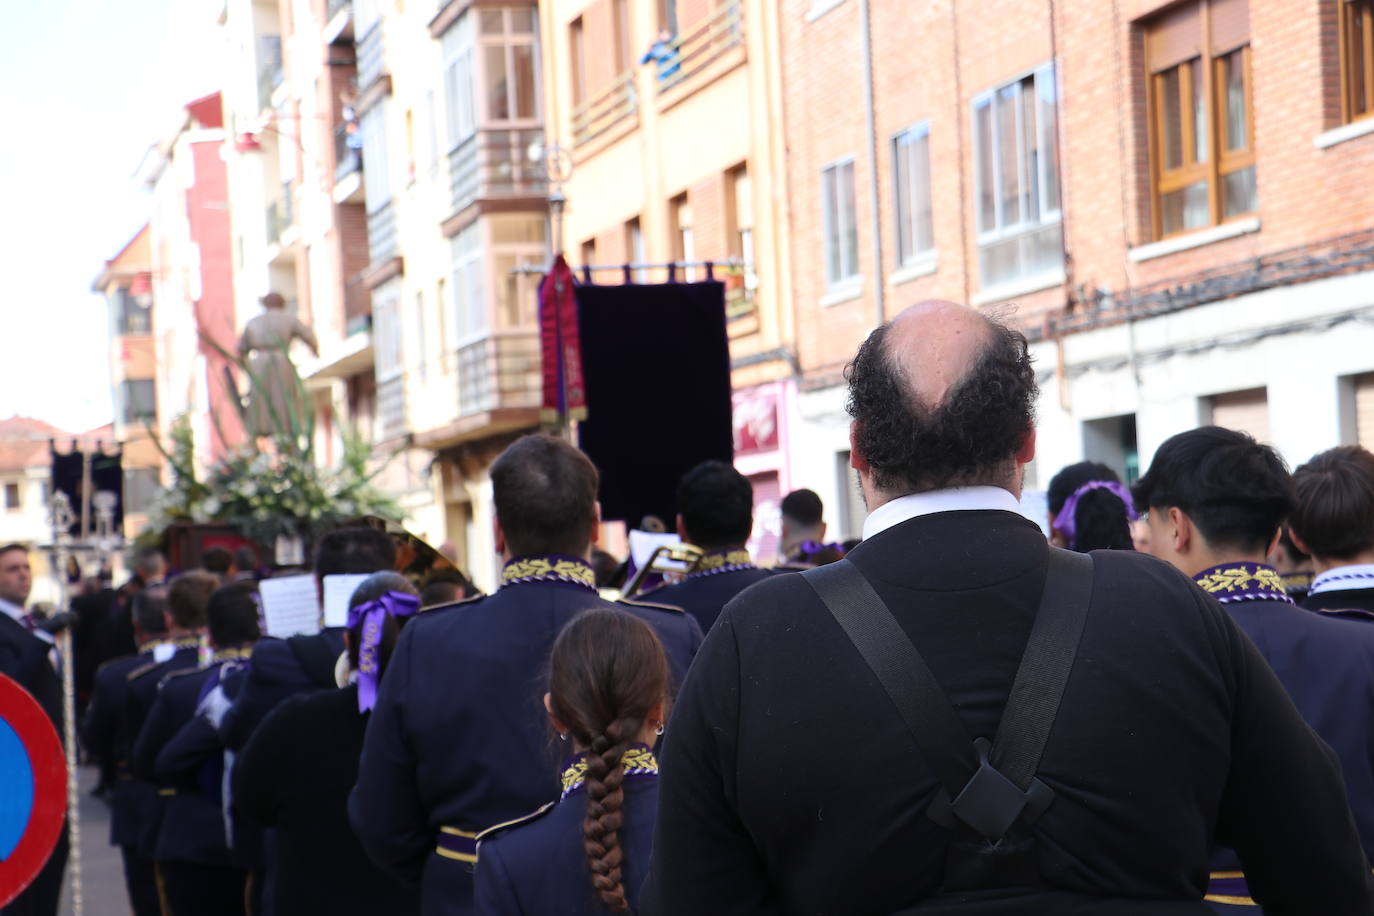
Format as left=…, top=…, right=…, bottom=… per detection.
left=134, top=92, right=243, bottom=474
left=539, top=0, right=795, bottom=556
left=91, top=224, right=164, bottom=537
left=781, top=0, right=1374, bottom=536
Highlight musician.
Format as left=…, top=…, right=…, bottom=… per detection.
left=1134, top=426, right=1374, bottom=909
left=0, top=543, right=70, bottom=916
left=475, top=609, right=668, bottom=915
left=131, top=581, right=261, bottom=916
left=1290, top=446, right=1374, bottom=617
left=778, top=488, right=826, bottom=564
left=80, top=587, right=171, bottom=916
left=218, top=525, right=396, bottom=750
left=349, top=434, right=701, bottom=916
left=638, top=461, right=775, bottom=634
left=234, top=573, right=422, bottom=915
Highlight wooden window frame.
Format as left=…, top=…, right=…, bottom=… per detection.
left=1145, top=4, right=1256, bottom=240
left=570, top=17, right=586, bottom=107
left=1340, top=0, right=1374, bottom=124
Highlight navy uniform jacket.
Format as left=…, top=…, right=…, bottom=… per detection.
left=475, top=775, right=659, bottom=915
left=82, top=648, right=155, bottom=847
left=219, top=629, right=345, bottom=750
left=1304, top=587, right=1374, bottom=618
left=642, top=511, right=1373, bottom=915
left=638, top=551, right=781, bottom=634
left=123, top=642, right=203, bottom=856
left=132, top=653, right=251, bottom=867
left=349, top=568, right=700, bottom=916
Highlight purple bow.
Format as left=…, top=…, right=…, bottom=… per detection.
left=346, top=590, right=421, bottom=712
left=1054, top=480, right=1139, bottom=549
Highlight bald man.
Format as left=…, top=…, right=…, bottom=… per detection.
left=644, top=303, right=1372, bottom=915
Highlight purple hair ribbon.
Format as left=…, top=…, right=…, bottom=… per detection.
left=346, top=590, right=421, bottom=712
left=1054, top=480, right=1139, bottom=549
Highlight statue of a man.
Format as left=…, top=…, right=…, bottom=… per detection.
left=237, top=291, right=319, bottom=438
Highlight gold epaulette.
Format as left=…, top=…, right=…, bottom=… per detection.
left=126, top=661, right=161, bottom=682
left=617, top=597, right=686, bottom=614
left=158, top=667, right=202, bottom=687
left=475, top=802, right=556, bottom=842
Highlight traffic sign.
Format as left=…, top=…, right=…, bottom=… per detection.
left=0, top=674, right=66, bottom=907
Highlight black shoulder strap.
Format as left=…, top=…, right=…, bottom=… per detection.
left=801, top=547, right=1094, bottom=839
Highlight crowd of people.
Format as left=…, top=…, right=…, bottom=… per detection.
left=4, top=299, right=1374, bottom=914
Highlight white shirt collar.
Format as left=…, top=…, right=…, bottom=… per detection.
left=1310, top=563, right=1374, bottom=594
left=861, top=486, right=1024, bottom=542
left=0, top=597, right=25, bottom=624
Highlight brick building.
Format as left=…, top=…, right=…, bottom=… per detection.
left=781, top=0, right=1374, bottom=536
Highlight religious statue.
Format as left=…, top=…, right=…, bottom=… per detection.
left=237, top=291, right=319, bottom=439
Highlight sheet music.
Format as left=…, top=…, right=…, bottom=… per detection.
left=259, top=574, right=321, bottom=638
left=629, top=531, right=689, bottom=571
left=322, top=574, right=371, bottom=628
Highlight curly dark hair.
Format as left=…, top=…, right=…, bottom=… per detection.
left=845, top=317, right=1037, bottom=494
left=548, top=609, right=668, bottom=912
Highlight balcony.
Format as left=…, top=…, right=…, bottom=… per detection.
left=455, top=332, right=540, bottom=419
left=335, top=124, right=361, bottom=182
left=367, top=200, right=398, bottom=266
left=657, top=1, right=744, bottom=95
left=572, top=71, right=637, bottom=147
left=357, top=23, right=386, bottom=94
left=256, top=35, right=284, bottom=112
left=447, top=128, right=547, bottom=216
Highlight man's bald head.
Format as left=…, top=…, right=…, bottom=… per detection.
left=845, top=302, right=1037, bottom=497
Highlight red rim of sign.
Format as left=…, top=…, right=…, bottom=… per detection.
left=0, top=674, right=66, bottom=908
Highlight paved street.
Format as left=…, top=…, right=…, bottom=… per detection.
left=58, top=766, right=129, bottom=916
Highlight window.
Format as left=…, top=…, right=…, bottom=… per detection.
left=4, top=483, right=20, bottom=511
left=626, top=217, right=647, bottom=282
left=1146, top=0, right=1255, bottom=239
left=1206, top=387, right=1270, bottom=443
left=570, top=17, right=586, bottom=106
left=450, top=223, right=485, bottom=344
left=359, top=102, right=392, bottom=209
left=658, top=0, right=678, bottom=35
left=581, top=238, right=597, bottom=267
left=1341, top=0, right=1374, bottom=123
left=893, top=123, right=935, bottom=265
left=671, top=195, right=696, bottom=280
left=1352, top=372, right=1374, bottom=449
left=374, top=296, right=403, bottom=381
left=613, top=0, right=632, bottom=72
left=115, top=287, right=152, bottom=335
left=442, top=13, right=476, bottom=149
left=413, top=291, right=427, bottom=380
left=124, top=469, right=161, bottom=514
left=972, top=64, right=1063, bottom=289
left=821, top=158, right=859, bottom=287
left=491, top=214, right=546, bottom=329
left=727, top=165, right=756, bottom=307
left=479, top=7, right=538, bottom=124
left=120, top=379, right=156, bottom=425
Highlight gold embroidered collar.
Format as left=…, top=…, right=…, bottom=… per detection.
left=501, top=555, right=598, bottom=591
left=690, top=549, right=754, bottom=576
left=1194, top=563, right=1293, bottom=605
left=559, top=744, right=659, bottom=799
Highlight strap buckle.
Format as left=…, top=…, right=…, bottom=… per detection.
left=928, top=738, right=1055, bottom=839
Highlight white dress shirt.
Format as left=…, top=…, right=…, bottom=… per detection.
left=861, top=486, right=1025, bottom=542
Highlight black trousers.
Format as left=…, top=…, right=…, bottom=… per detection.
left=157, top=861, right=249, bottom=916
left=1, top=826, right=68, bottom=916
left=119, top=845, right=161, bottom=916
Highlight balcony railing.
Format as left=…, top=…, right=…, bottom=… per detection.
left=657, top=0, right=743, bottom=93
left=335, top=124, right=362, bottom=181
left=448, top=128, right=548, bottom=215
left=367, top=200, right=398, bottom=265
left=256, top=35, right=284, bottom=111
left=455, top=332, right=541, bottom=418
left=377, top=374, right=407, bottom=441
left=357, top=23, right=386, bottom=92
left=571, top=70, right=637, bottom=146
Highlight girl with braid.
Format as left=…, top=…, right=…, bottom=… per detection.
left=474, top=609, right=668, bottom=915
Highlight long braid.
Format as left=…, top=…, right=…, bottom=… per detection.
left=582, top=716, right=639, bottom=912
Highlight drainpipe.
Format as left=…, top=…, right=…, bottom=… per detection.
left=859, top=0, right=885, bottom=327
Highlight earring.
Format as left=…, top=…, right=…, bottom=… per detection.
left=559, top=732, right=568, bottom=741
left=654, top=723, right=665, bottom=736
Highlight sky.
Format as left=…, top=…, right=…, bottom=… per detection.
left=0, top=0, right=222, bottom=433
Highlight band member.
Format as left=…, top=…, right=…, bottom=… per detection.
left=476, top=609, right=668, bottom=914
left=349, top=434, right=701, bottom=916
left=1291, top=446, right=1374, bottom=617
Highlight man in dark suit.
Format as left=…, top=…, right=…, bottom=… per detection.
left=132, top=581, right=260, bottom=916
left=1134, top=426, right=1374, bottom=910
left=638, top=460, right=777, bottom=634
left=218, top=525, right=396, bottom=750
left=0, top=543, right=70, bottom=916
left=80, top=586, right=171, bottom=916
left=1289, top=446, right=1374, bottom=618
left=350, top=433, right=702, bottom=916
left=643, top=301, right=1372, bottom=915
